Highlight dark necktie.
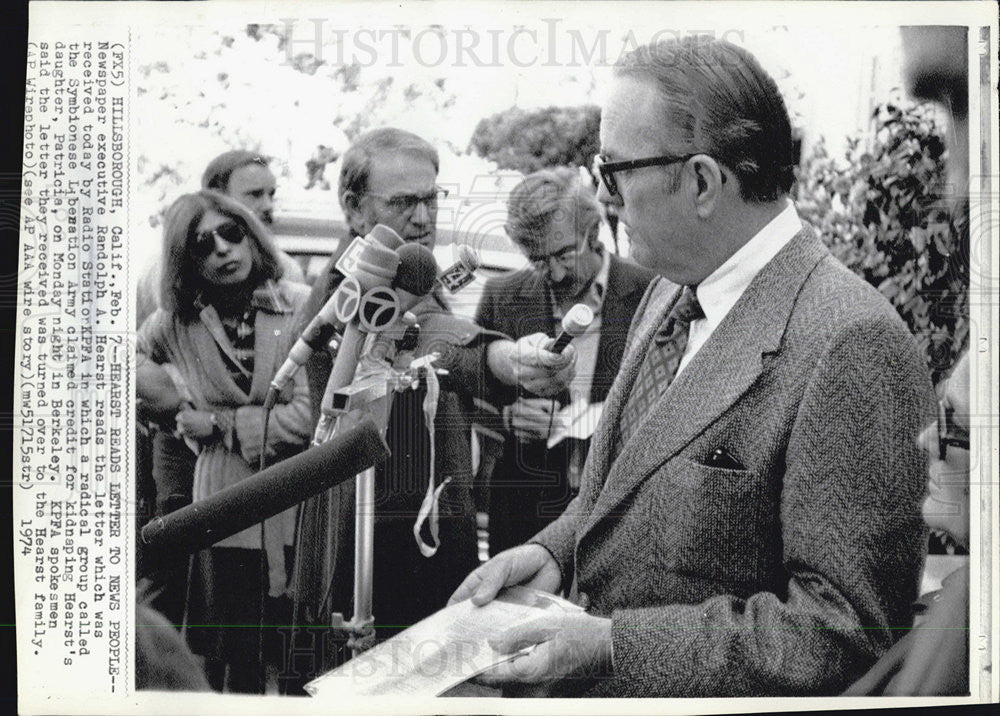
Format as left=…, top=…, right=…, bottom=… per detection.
left=613, top=286, right=704, bottom=459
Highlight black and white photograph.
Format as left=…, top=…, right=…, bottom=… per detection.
left=13, top=1, right=998, bottom=713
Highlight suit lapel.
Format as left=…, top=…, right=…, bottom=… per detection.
left=514, top=270, right=556, bottom=338
left=574, top=277, right=678, bottom=508
left=250, top=307, right=281, bottom=401
left=583, top=228, right=829, bottom=532
left=198, top=302, right=245, bottom=371
left=194, top=281, right=293, bottom=404
left=249, top=281, right=294, bottom=401
left=591, top=257, right=647, bottom=403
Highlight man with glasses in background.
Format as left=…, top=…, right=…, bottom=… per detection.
left=475, top=167, right=654, bottom=556
left=451, top=37, right=935, bottom=697
left=288, top=128, right=554, bottom=687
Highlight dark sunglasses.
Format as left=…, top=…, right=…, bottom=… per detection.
left=593, top=152, right=724, bottom=198
left=937, top=387, right=970, bottom=460
left=193, top=220, right=247, bottom=257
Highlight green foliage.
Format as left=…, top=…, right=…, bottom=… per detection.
left=794, top=101, right=968, bottom=383
left=468, top=105, right=601, bottom=173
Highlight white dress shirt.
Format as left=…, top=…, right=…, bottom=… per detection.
left=677, top=201, right=803, bottom=376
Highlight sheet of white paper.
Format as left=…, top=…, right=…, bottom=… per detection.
left=547, top=400, right=604, bottom=448
left=304, top=586, right=582, bottom=699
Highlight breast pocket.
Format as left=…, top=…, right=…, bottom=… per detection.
left=642, top=457, right=776, bottom=587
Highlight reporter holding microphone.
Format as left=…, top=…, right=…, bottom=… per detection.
left=474, top=168, right=656, bottom=556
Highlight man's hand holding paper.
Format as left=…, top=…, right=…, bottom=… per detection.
left=449, top=544, right=562, bottom=607
left=478, top=611, right=612, bottom=687
left=446, top=545, right=612, bottom=689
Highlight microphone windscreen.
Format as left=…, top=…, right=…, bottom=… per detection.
left=368, top=224, right=404, bottom=250
left=139, top=418, right=389, bottom=566
left=456, top=244, right=481, bottom=272
left=393, top=243, right=439, bottom=296
left=562, top=303, right=595, bottom=337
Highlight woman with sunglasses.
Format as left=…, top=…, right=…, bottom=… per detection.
left=137, top=190, right=312, bottom=693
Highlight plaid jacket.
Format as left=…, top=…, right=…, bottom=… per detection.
left=533, top=227, right=935, bottom=696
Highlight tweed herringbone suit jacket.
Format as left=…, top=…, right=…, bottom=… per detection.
left=532, top=227, right=935, bottom=696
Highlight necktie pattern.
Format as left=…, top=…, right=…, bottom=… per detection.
left=613, top=286, right=704, bottom=459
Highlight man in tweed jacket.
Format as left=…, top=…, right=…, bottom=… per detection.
left=450, top=36, right=935, bottom=697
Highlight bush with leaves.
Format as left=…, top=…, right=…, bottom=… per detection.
left=794, top=101, right=968, bottom=384
left=468, top=105, right=601, bottom=174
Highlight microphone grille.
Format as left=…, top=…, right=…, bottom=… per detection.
left=456, top=245, right=481, bottom=271
left=393, top=243, right=439, bottom=295
left=562, top=304, right=594, bottom=337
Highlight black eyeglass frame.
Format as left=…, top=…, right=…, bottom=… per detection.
left=193, top=220, right=248, bottom=257
left=366, top=186, right=450, bottom=215
left=594, top=153, right=725, bottom=197
left=528, top=243, right=586, bottom=270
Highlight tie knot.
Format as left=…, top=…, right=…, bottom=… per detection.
left=653, top=286, right=704, bottom=345
left=672, top=286, right=704, bottom=323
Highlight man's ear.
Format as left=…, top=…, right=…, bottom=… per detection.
left=342, top=191, right=369, bottom=235
left=691, top=157, right=725, bottom=219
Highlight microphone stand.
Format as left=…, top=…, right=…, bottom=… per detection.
left=314, top=326, right=442, bottom=659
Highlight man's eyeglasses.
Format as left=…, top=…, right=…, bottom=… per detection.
left=193, top=220, right=246, bottom=257
left=368, top=187, right=449, bottom=215
left=937, top=388, right=970, bottom=460
left=593, top=152, right=724, bottom=198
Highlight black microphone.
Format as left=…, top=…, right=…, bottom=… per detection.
left=549, top=303, right=594, bottom=353
left=393, top=242, right=440, bottom=305
left=138, top=418, right=389, bottom=570
left=359, top=243, right=439, bottom=365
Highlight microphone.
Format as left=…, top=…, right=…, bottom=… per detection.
left=267, top=225, right=403, bottom=406
left=324, top=242, right=440, bottom=405
left=360, top=243, right=440, bottom=365
left=549, top=303, right=594, bottom=353
left=138, top=417, right=389, bottom=571
left=437, top=245, right=480, bottom=293
left=393, top=242, right=439, bottom=310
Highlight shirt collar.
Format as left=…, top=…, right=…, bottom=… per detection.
left=695, top=200, right=802, bottom=330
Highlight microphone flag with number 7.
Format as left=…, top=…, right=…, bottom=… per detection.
left=268, top=225, right=403, bottom=402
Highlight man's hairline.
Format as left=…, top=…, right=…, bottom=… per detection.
left=221, top=159, right=274, bottom=194
left=340, top=149, right=439, bottom=203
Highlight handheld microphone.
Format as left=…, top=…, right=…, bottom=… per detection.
left=267, top=225, right=403, bottom=406
left=437, top=245, right=481, bottom=293
left=549, top=303, right=594, bottom=353
left=138, top=418, right=389, bottom=571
